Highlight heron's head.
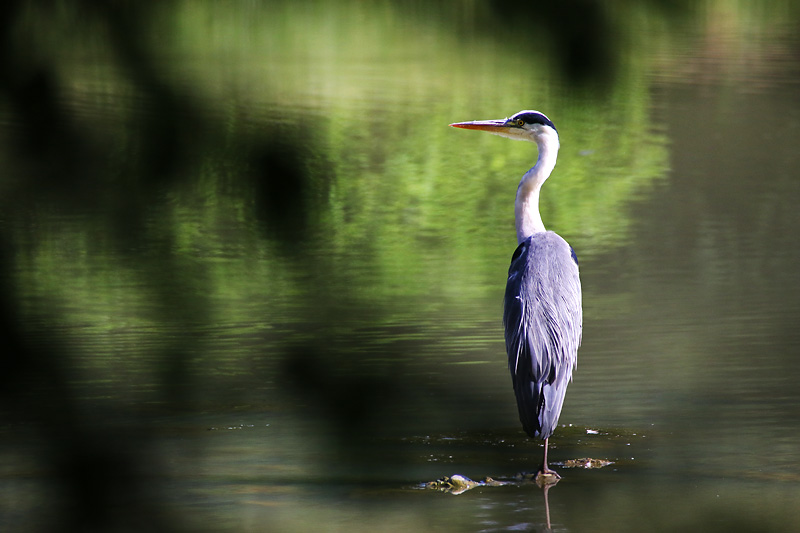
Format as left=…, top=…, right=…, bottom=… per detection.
left=450, top=110, right=558, bottom=147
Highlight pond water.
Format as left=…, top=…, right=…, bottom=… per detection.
left=1, top=2, right=800, bottom=531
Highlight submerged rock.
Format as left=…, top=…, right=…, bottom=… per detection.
left=425, top=474, right=508, bottom=494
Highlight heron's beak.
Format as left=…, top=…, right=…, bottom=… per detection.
left=449, top=118, right=514, bottom=134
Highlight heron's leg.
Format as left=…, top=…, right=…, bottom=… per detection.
left=537, top=438, right=561, bottom=480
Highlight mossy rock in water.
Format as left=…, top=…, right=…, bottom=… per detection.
left=426, top=474, right=507, bottom=494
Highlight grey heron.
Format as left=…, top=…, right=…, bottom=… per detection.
left=450, top=110, right=582, bottom=480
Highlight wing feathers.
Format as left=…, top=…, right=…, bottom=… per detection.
left=503, top=232, right=582, bottom=439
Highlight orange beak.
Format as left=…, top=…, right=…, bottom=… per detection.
left=449, top=119, right=514, bottom=135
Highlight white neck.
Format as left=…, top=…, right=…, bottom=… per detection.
left=514, top=134, right=559, bottom=243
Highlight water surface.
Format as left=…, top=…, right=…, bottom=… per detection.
left=1, top=2, right=800, bottom=531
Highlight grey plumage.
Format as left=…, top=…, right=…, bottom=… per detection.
left=451, top=109, right=583, bottom=478
left=504, top=232, right=581, bottom=440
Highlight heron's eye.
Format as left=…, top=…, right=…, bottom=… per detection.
left=516, top=119, right=525, bottom=127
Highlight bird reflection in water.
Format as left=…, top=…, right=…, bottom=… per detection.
left=425, top=472, right=560, bottom=530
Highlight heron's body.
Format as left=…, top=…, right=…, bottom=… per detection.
left=505, top=232, right=581, bottom=440
left=450, top=110, right=582, bottom=479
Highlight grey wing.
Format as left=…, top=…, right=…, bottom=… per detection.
left=503, top=232, right=582, bottom=439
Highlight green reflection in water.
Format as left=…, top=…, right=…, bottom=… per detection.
left=9, top=0, right=672, bottom=328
